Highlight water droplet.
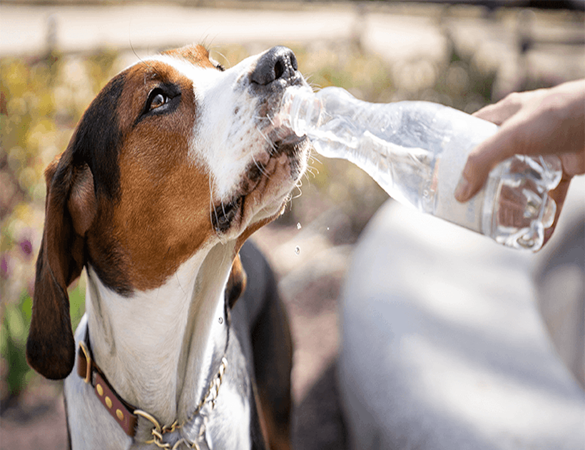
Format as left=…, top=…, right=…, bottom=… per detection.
left=296, top=222, right=302, bottom=230
left=294, top=246, right=301, bottom=255
left=218, top=317, right=224, bottom=324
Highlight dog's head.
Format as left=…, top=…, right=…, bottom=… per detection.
left=26, top=44, right=310, bottom=379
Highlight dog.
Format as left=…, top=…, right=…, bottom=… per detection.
left=26, top=44, right=311, bottom=449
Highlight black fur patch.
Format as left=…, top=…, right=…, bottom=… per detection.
left=66, top=72, right=134, bottom=295
left=69, top=73, right=126, bottom=201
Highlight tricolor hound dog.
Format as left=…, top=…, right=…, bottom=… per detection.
left=26, top=45, right=311, bottom=450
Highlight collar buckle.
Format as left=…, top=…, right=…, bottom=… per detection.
left=77, top=340, right=93, bottom=384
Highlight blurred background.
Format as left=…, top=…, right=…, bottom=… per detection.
left=1, top=1, right=584, bottom=448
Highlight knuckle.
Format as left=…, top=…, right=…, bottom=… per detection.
left=502, top=92, right=523, bottom=108
left=465, top=150, right=482, bottom=170
left=538, top=92, right=571, bottom=122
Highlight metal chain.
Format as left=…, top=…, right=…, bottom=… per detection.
left=135, top=357, right=228, bottom=449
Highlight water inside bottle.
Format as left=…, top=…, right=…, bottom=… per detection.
left=483, top=155, right=560, bottom=250
left=278, top=86, right=563, bottom=251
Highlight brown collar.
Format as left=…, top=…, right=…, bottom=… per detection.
left=77, top=327, right=229, bottom=445
left=77, top=335, right=138, bottom=436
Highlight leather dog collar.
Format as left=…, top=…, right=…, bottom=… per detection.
left=77, top=327, right=229, bottom=447
left=77, top=335, right=139, bottom=436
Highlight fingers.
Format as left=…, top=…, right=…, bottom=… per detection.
left=456, top=93, right=534, bottom=201
left=542, top=175, right=572, bottom=247
left=472, top=92, right=525, bottom=125
left=454, top=124, right=521, bottom=202
left=456, top=108, right=584, bottom=203
left=560, top=150, right=585, bottom=177
left=452, top=80, right=584, bottom=249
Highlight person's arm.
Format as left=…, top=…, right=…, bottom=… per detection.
left=455, top=79, right=585, bottom=245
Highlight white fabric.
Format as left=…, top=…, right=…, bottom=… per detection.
left=339, top=178, right=585, bottom=450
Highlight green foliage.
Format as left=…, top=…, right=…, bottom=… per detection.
left=1, top=292, right=33, bottom=397
left=1, top=49, right=117, bottom=401
left=292, top=43, right=395, bottom=102
left=86, top=48, right=120, bottom=94
left=69, top=281, right=87, bottom=333
left=0, top=284, right=86, bottom=398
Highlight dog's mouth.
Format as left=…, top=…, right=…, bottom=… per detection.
left=212, top=128, right=309, bottom=235
left=211, top=50, right=312, bottom=237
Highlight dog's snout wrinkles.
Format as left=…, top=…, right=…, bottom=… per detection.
left=251, top=46, right=298, bottom=86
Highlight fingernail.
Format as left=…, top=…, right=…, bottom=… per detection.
left=455, top=177, right=471, bottom=202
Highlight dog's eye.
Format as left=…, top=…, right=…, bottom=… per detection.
left=137, top=84, right=181, bottom=124
left=215, top=63, right=225, bottom=72
left=148, top=91, right=168, bottom=111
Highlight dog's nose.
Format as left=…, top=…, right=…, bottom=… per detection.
left=250, top=46, right=298, bottom=86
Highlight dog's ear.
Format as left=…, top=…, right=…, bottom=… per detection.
left=226, top=253, right=247, bottom=309
left=26, top=150, right=97, bottom=380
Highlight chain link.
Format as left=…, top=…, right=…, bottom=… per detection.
left=136, top=357, right=227, bottom=449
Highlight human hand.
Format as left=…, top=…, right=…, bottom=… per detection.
left=455, top=79, right=585, bottom=246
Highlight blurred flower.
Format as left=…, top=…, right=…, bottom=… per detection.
left=19, top=239, right=33, bottom=258
left=1, top=254, right=10, bottom=280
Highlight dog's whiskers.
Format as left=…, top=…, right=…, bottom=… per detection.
left=212, top=49, right=231, bottom=69
left=292, top=182, right=303, bottom=200
left=256, top=127, right=279, bottom=159
left=209, top=176, right=221, bottom=235
left=305, top=166, right=318, bottom=178
left=251, top=153, right=271, bottom=179
left=128, top=34, right=155, bottom=73
left=221, top=200, right=227, bottom=218
left=309, top=149, right=322, bottom=165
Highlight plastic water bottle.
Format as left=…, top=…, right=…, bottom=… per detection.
left=279, top=86, right=562, bottom=251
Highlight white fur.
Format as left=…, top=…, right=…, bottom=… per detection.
left=66, top=240, right=252, bottom=449
left=146, top=53, right=267, bottom=202
left=64, top=49, right=297, bottom=449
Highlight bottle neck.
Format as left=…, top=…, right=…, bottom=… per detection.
left=282, top=86, right=321, bottom=137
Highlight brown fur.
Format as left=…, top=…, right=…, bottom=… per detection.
left=27, top=44, right=296, bottom=449
left=109, top=61, right=211, bottom=291
left=162, top=45, right=217, bottom=68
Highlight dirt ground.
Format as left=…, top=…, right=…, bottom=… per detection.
left=0, top=221, right=352, bottom=450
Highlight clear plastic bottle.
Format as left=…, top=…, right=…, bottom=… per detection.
left=280, top=86, right=563, bottom=251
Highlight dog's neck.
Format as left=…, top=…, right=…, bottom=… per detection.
left=84, top=240, right=236, bottom=426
